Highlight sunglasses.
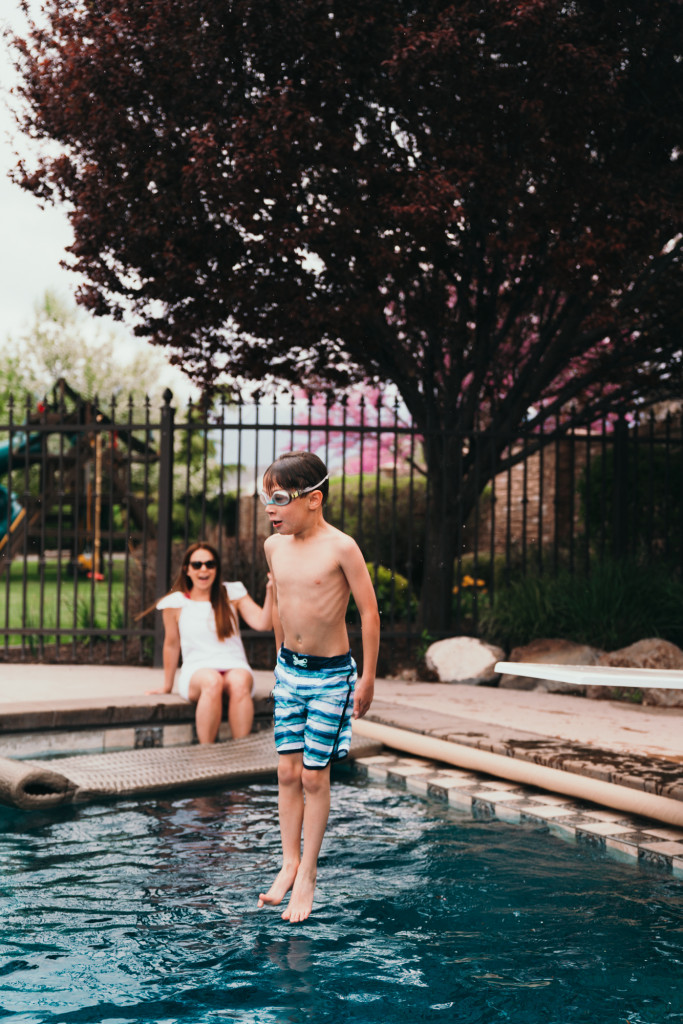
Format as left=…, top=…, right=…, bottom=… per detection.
left=188, top=559, right=217, bottom=570
left=259, top=475, right=329, bottom=507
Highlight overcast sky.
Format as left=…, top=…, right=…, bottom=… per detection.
left=0, top=17, right=78, bottom=343
left=0, top=9, right=196, bottom=401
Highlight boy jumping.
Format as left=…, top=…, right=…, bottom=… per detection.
left=257, top=451, right=380, bottom=923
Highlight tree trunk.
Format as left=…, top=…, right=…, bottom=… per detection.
left=417, top=418, right=502, bottom=635
left=418, top=431, right=480, bottom=634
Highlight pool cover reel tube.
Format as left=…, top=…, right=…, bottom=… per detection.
left=352, top=719, right=683, bottom=828
left=0, top=756, right=75, bottom=810
left=0, top=734, right=384, bottom=810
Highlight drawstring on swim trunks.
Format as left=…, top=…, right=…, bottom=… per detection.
left=329, top=671, right=355, bottom=760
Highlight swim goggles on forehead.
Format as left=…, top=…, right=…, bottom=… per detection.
left=259, top=475, right=329, bottom=507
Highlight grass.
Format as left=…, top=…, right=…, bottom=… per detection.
left=0, top=558, right=127, bottom=649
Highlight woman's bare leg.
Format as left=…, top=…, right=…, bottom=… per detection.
left=258, top=753, right=304, bottom=908
left=188, top=669, right=225, bottom=744
left=224, top=669, right=254, bottom=738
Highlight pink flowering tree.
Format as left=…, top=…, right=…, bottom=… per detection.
left=288, top=386, right=420, bottom=477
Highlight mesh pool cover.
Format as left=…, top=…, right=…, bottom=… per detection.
left=0, top=731, right=381, bottom=810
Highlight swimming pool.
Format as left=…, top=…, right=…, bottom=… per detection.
left=0, top=775, right=681, bottom=1024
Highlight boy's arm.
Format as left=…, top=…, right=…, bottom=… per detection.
left=340, top=538, right=380, bottom=718
left=271, top=592, right=284, bottom=653
left=265, top=539, right=284, bottom=653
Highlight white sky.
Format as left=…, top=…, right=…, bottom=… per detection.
left=0, top=22, right=75, bottom=342
left=0, top=8, right=195, bottom=401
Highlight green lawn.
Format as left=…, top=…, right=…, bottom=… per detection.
left=0, top=558, right=127, bottom=647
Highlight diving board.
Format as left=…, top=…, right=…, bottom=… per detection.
left=495, top=662, right=683, bottom=690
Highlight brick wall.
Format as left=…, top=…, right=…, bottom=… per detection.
left=473, top=437, right=591, bottom=555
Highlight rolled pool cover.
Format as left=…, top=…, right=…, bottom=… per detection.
left=0, top=732, right=382, bottom=810
left=352, top=719, right=683, bottom=828
left=0, top=756, right=76, bottom=810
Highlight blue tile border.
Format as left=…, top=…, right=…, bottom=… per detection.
left=351, top=753, right=683, bottom=878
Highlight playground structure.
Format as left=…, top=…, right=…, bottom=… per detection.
left=0, top=432, right=42, bottom=554
left=0, top=379, right=156, bottom=576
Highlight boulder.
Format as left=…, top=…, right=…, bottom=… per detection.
left=498, top=637, right=605, bottom=693
left=424, top=636, right=505, bottom=685
left=597, top=638, right=683, bottom=707
left=599, top=637, right=683, bottom=670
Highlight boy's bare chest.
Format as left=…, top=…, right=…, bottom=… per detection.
left=272, top=543, right=343, bottom=591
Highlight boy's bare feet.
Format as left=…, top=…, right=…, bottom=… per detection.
left=257, top=862, right=299, bottom=908
left=281, top=867, right=316, bottom=923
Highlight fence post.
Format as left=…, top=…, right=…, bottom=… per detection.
left=154, top=389, right=175, bottom=668
left=612, top=410, right=629, bottom=559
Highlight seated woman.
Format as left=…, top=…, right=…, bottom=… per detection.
left=147, top=541, right=273, bottom=743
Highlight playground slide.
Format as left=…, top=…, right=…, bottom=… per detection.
left=0, top=434, right=43, bottom=542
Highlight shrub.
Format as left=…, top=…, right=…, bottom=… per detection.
left=451, top=571, right=489, bottom=622
left=326, top=474, right=427, bottom=588
left=348, top=563, right=418, bottom=625
left=450, top=552, right=540, bottom=626
left=146, top=492, right=238, bottom=545
left=578, top=443, right=683, bottom=560
left=479, top=557, right=683, bottom=652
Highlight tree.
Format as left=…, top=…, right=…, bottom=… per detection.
left=9, top=1, right=683, bottom=629
left=0, top=291, right=184, bottom=416
left=0, top=351, right=25, bottom=426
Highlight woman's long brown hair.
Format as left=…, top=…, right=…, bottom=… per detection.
left=146, top=541, right=236, bottom=640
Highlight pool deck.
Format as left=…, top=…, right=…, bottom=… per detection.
left=1, top=663, right=682, bottom=874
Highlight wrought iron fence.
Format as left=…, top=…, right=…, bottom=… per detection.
left=1, top=384, right=682, bottom=666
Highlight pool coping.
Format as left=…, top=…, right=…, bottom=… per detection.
left=363, top=700, right=683, bottom=804
left=0, top=695, right=274, bottom=758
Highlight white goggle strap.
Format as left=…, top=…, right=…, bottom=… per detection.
left=297, top=474, right=329, bottom=497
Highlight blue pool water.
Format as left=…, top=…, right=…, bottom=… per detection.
left=0, top=775, right=681, bottom=1024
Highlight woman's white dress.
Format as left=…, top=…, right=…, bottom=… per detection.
left=156, top=582, right=253, bottom=699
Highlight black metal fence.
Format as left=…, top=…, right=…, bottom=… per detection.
left=1, top=384, right=682, bottom=665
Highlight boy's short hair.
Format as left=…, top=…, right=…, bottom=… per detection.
left=263, top=451, right=329, bottom=504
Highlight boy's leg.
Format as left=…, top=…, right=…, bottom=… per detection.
left=279, top=667, right=354, bottom=922
left=258, top=752, right=304, bottom=908
left=188, top=669, right=225, bottom=744
left=224, top=668, right=254, bottom=738
left=282, top=763, right=331, bottom=923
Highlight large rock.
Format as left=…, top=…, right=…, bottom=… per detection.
left=597, top=639, right=683, bottom=707
left=498, top=637, right=605, bottom=693
left=425, top=636, right=505, bottom=685
left=599, top=637, right=683, bottom=670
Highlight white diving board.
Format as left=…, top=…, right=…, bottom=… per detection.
left=494, top=662, right=683, bottom=690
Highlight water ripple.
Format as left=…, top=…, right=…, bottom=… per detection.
left=0, top=778, right=681, bottom=1024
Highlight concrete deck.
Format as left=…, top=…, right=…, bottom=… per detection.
left=1, top=663, right=680, bottom=761
left=1, top=663, right=682, bottom=872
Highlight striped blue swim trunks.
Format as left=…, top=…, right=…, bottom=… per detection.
left=272, top=646, right=357, bottom=770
